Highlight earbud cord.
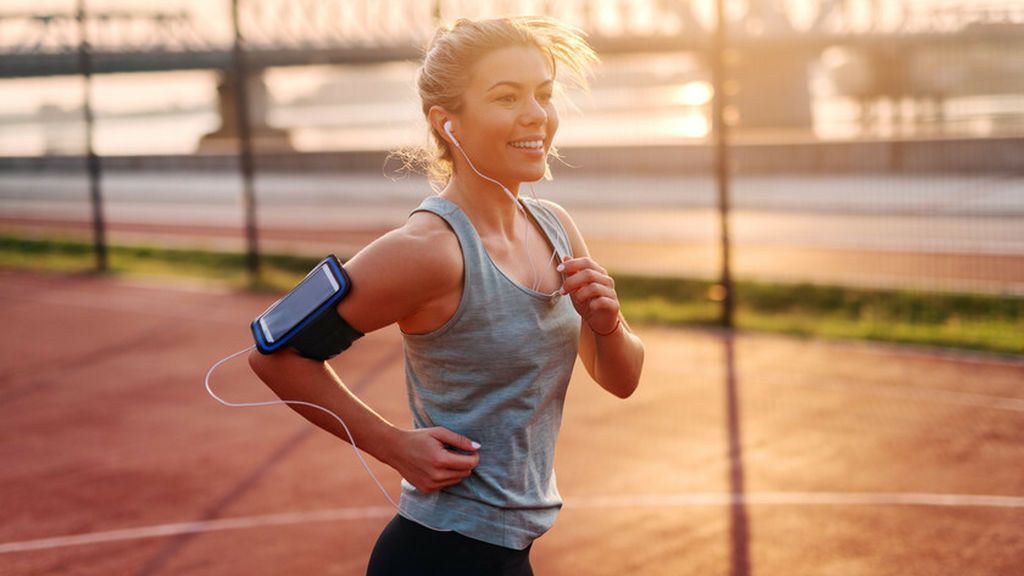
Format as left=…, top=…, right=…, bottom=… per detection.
left=204, top=345, right=451, bottom=533
left=449, top=138, right=559, bottom=294
left=529, top=182, right=561, bottom=293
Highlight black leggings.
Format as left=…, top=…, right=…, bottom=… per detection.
left=366, top=514, right=534, bottom=576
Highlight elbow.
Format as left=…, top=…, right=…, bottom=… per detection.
left=247, top=348, right=296, bottom=398
left=598, top=372, right=641, bottom=400
left=613, top=378, right=640, bottom=400
left=248, top=348, right=266, bottom=375
left=248, top=346, right=318, bottom=379
left=612, top=342, right=644, bottom=400
left=248, top=347, right=292, bottom=378
left=610, top=344, right=643, bottom=399
left=594, top=358, right=644, bottom=400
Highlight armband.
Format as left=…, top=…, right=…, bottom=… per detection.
left=250, top=254, right=364, bottom=361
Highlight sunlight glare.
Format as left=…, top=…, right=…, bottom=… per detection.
left=673, top=81, right=713, bottom=107
left=666, top=113, right=710, bottom=138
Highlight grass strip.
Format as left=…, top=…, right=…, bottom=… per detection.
left=615, top=276, right=1022, bottom=355
left=2, top=233, right=1021, bottom=355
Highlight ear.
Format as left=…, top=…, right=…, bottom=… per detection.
left=428, top=105, right=453, bottom=143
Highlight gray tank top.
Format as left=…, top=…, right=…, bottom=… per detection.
left=398, top=194, right=581, bottom=550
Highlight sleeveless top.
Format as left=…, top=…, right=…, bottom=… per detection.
left=398, top=194, right=581, bottom=550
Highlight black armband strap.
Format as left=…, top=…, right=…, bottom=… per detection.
left=289, top=305, right=365, bottom=361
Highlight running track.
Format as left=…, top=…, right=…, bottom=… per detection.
left=1, top=269, right=1022, bottom=575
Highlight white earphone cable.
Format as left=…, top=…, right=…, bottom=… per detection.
left=529, top=182, right=561, bottom=293
left=446, top=125, right=560, bottom=295
left=204, top=345, right=451, bottom=533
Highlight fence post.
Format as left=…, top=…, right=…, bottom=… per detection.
left=76, top=0, right=108, bottom=273
left=711, top=0, right=734, bottom=328
left=232, top=0, right=261, bottom=284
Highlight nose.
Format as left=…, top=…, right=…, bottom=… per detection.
left=520, top=96, right=548, bottom=126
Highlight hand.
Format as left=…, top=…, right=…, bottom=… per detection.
left=387, top=427, right=481, bottom=494
left=558, top=256, right=621, bottom=336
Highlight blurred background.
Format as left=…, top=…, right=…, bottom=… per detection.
left=1, top=0, right=1022, bottom=351
left=1, top=2, right=1023, bottom=575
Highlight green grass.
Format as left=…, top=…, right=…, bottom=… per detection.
left=615, top=275, right=1023, bottom=355
left=0, top=234, right=315, bottom=294
left=3, top=233, right=1022, bottom=356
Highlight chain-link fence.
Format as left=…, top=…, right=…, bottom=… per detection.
left=0, top=0, right=1021, bottom=352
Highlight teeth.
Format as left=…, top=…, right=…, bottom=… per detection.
left=509, top=140, right=544, bottom=149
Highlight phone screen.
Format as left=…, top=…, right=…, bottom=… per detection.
left=259, top=264, right=339, bottom=343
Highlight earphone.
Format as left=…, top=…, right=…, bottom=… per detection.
left=442, top=119, right=559, bottom=294
left=443, top=120, right=524, bottom=215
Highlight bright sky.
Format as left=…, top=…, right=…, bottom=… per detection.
left=0, top=0, right=1000, bottom=117
left=0, top=0, right=1008, bottom=154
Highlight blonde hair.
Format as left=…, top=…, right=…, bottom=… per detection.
left=393, top=16, right=598, bottom=187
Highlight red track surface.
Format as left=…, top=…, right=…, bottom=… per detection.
left=1, top=269, right=1022, bottom=575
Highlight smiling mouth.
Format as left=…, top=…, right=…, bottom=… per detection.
left=508, top=139, right=545, bottom=150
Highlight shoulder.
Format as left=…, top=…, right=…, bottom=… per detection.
left=352, top=210, right=460, bottom=279
left=534, top=198, right=590, bottom=258
left=401, top=209, right=463, bottom=268
left=336, top=208, right=462, bottom=333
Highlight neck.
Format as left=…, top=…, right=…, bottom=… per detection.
left=441, top=172, right=523, bottom=238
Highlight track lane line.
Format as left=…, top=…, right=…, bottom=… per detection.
left=2, top=490, right=1022, bottom=555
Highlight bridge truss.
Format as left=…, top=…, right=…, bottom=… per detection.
left=1, top=0, right=1022, bottom=77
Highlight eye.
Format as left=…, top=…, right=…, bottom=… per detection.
left=496, top=94, right=516, bottom=103
left=537, top=91, right=553, bottom=103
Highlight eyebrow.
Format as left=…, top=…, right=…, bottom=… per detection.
left=486, top=79, right=554, bottom=92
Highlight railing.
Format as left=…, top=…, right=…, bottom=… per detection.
left=2, top=0, right=1022, bottom=330
left=2, top=0, right=1022, bottom=57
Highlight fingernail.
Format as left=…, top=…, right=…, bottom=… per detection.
left=471, top=441, right=481, bottom=450
left=559, top=287, right=566, bottom=295
left=556, top=264, right=564, bottom=272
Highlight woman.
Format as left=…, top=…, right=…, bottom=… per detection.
left=249, top=16, right=644, bottom=576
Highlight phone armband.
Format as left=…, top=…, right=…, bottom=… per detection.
left=250, top=254, right=364, bottom=361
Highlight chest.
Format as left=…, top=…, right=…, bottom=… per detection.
left=481, top=223, right=563, bottom=296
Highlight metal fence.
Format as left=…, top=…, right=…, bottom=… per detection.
left=0, top=0, right=1022, bottom=337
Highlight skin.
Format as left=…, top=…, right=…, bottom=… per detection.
left=249, top=45, right=645, bottom=495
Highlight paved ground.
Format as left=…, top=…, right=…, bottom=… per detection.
left=2, top=171, right=1023, bottom=295
left=1, top=269, right=1022, bottom=575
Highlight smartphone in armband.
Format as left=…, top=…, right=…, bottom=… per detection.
left=250, top=254, right=359, bottom=359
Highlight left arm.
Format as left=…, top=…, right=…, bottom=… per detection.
left=542, top=200, right=645, bottom=399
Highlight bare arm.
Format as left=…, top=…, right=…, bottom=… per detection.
left=542, top=200, right=645, bottom=399
left=572, top=281, right=645, bottom=399
left=247, top=216, right=481, bottom=492
left=248, top=346, right=402, bottom=463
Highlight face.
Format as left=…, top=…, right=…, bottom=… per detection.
left=447, top=45, right=559, bottom=188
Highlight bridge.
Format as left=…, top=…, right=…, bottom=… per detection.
left=3, top=0, right=1023, bottom=150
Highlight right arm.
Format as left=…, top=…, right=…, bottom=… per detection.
left=247, top=214, right=479, bottom=493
